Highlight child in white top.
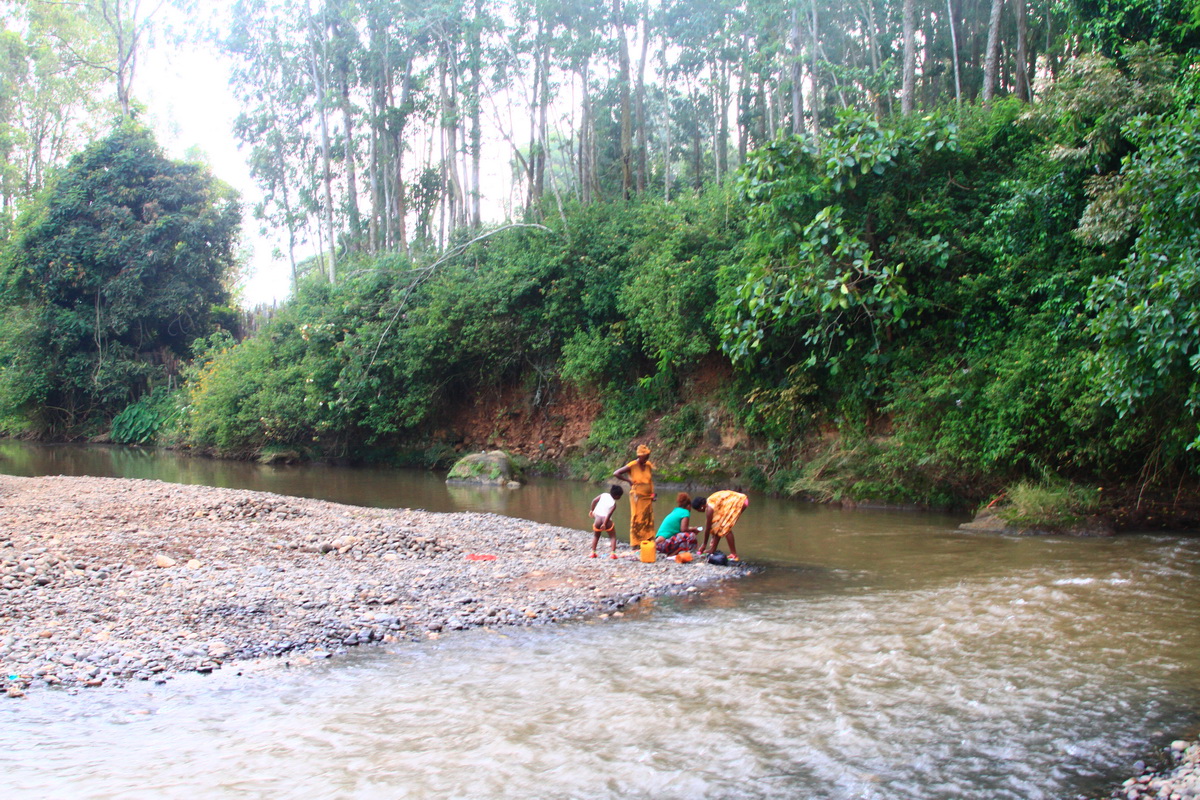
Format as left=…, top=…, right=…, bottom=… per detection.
left=588, top=485, right=624, bottom=558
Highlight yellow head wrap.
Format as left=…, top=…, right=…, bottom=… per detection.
left=636, top=445, right=651, bottom=456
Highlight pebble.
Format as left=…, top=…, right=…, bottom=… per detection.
left=0, top=475, right=749, bottom=696
left=1100, top=741, right=1200, bottom=800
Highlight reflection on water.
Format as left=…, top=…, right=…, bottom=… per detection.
left=0, top=443, right=1198, bottom=799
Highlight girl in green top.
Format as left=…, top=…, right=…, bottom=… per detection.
left=655, top=492, right=700, bottom=555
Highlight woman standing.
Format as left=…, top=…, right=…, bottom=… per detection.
left=613, top=445, right=655, bottom=548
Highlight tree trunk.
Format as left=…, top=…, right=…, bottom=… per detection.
left=340, top=82, right=361, bottom=252
left=469, top=0, right=483, bottom=227
left=712, top=82, right=722, bottom=183
left=307, top=15, right=337, bottom=283
left=368, top=118, right=379, bottom=255
left=790, top=7, right=805, bottom=136
left=97, top=0, right=146, bottom=119
left=664, top=95, right=672, bottom=201
left=863, top=0, right=886, bottom=118
left=982, top=0, right=1005, bottom=105
left=449, top=48, right=467, bottom=230
left=808, top=0, right=821, bottom=145
left=635, top=5, right=650, bottom=195
left=438, top=52, right=462, bottom=238
left=536, top=37, right=550, bottom=207
left=737, top=37, right=751, bottom=163
left=526, top=19, right=542, bottom=211
left=393, top=61, right=413, bottom=256
left=579, top=60, right=593, bottom=205
left=1013, top=0, right=1030, bottom=102
left=901, top=0, right=916, bottom=115
left=1046, top=11, right=1058, bottom=81
left=615, top=0, right=633, bottom=199
left=761, top=75, right=773, bottom=138
left=947, top=0, right=962, bottom=106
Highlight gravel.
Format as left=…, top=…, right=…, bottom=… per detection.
left=1100, top=740, right=1200, bottom=800
left=0, top=474, right=748, bottom=696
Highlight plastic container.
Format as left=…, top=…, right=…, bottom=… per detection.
left=639, top=539, right=657, bottom=563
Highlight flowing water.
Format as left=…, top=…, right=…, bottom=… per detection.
left=0, top=443, right=1197, bottom=799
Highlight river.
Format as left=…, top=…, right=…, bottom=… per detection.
left=0, top=443, right=1197, bottom=799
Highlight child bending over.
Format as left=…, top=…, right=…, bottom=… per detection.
left=589, top=484, right=624, bottom=558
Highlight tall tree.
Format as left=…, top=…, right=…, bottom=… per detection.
left=901, top=0, right=916, bottom=114
left=982, top=0, right=1004, bottom=104
left=615, top=0, right=633, bottom=198
left=1013, top=0, right=1030, bottom=101
left=0, top=2, right=114, bottom=222
left=789, top=6, right=804, bottom=135
left=0, top=125, right=240, bottom=432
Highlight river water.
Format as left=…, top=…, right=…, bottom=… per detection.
left=0, top=443, right=1197, bottom=799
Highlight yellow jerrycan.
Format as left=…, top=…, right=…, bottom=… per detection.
left=639, top=539, right=657, bottom=563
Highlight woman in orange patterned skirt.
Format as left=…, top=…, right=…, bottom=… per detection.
left=613, top=445, right=656, bottom=548
left=692, top=490, right=749, bottom=562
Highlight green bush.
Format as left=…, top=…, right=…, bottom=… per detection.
left=111, top=387, right=181, bottom=445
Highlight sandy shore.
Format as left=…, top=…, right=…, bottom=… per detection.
left=0, top=475, right=744, bottom=695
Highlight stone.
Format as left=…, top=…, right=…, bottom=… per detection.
left=154, top=554, right=177, bottom=568
left=445, top=450, right=522, bottom=486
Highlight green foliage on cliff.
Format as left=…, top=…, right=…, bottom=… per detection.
left=181, top=192, right=745, bottom=458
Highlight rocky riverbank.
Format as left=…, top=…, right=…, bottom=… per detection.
left=1101, top=739, right=1200, bottom=800
left=0, top=475, right=746, bottom=696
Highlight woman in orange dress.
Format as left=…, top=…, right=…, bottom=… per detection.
left=692, top=490, right=749, bottom=561
left=613, top=445, right=655, bottom=548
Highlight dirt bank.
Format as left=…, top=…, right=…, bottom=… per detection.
left=0, top=475, right=746, bottom=696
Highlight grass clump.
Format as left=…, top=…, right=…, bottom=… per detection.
left=993, top=480, right=1101, bottom=530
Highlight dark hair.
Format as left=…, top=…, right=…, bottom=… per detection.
left=609, top=485, right=624, bottom=499
left=691, top=496, right=708, bottom=511
left=676, top=491, right=691, bottom=508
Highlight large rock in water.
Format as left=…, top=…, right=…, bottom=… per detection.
left=446, top=450, right=522, bottom=487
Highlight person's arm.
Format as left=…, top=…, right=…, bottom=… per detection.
left=699, top=505, right=715, bottom=551
left=590, top=496, right=599, bottom=515
left=613, top=464, right=632, bottom=484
